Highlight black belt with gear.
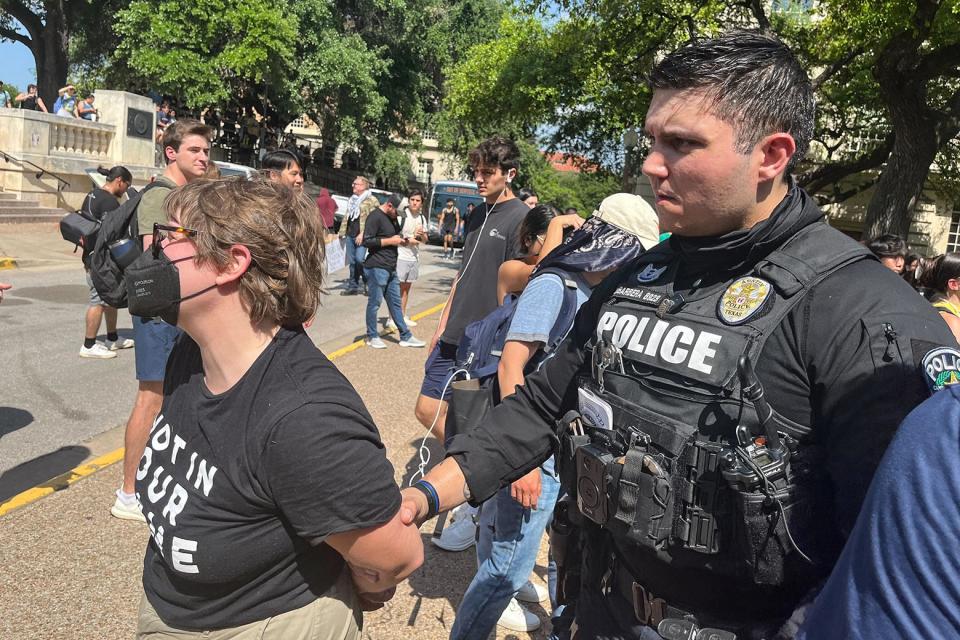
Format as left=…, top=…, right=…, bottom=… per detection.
left=608, top=563, right=743, bottom=639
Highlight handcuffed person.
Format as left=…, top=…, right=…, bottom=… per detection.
left=123, top=178, right=423, bottom=639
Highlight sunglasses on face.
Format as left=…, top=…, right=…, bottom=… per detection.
left=152, top=223, right=198, bottom=258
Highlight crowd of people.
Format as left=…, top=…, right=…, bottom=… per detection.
left=4, top=27, right=960, bottom=640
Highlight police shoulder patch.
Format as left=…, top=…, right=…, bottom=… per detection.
left=717, top=276, right=773, bottom=325
left=636, top=264, right=667, bottom=283
left=921, top=346, right=960, bottom=393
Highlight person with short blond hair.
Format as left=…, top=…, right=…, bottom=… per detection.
left=125, top=178, right=423, bottom=638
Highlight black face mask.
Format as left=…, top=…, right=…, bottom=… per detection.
left=124, top=249, right=217, bottom=326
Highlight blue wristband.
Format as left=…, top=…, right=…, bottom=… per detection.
left=412, top=479, right=440, bottom=519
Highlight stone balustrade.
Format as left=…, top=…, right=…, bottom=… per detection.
left=0, top=91, right=159, bottom=209
left=48, top=118, right=115, bottom=159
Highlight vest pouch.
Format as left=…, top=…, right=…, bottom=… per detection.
left=730, top=483, right=813, bottom=586
left=607, top=447, right=674, bottom=551
left=560, top=432, right=590, bottom=502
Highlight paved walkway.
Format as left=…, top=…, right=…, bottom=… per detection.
left=0, top=309, right=553, bottom=640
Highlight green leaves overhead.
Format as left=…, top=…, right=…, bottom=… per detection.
left=114, top=0, right=296, bottom=107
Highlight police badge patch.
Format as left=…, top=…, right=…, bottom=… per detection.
left=921, top=346, right=960, bottom=393
left=718, top=276, right=773, bottom=325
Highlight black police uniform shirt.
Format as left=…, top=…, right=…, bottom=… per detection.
left=362, top=208, right=402, bottom=271
left=445, top=186, right=959, bottom=607
left=441, top=197, right=528, bottom=346
left=136, top=328, right=401, bottom=630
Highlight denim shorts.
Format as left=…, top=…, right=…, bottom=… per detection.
left=132, top=316, right=180, bottom=382
left=419, top=340, right=459, bottom=400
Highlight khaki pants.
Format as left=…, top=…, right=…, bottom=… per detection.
left=137, top=569, right=361, bottom=640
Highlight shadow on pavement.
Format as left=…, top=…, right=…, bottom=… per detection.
left=8, top=284, right=89, bottom=304
left=0, top=444, right=91, bottom=503
left=0, top=406, right=34, bottom=437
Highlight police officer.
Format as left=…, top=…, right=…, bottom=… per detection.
left=400, top=31, right=960, bottom=639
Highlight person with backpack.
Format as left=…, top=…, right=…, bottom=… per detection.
left=448, top=194, right=660, bottom=637
left=78, top=166, right=134, bottom=359
left=110, top=119, right=213, bottom=522
left=391, top=188, right=429, bottom=329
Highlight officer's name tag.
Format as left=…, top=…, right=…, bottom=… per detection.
left=578, top=387, right=613, bottom=430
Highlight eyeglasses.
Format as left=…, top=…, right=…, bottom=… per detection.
left=152, top=223, right=198, bottom=258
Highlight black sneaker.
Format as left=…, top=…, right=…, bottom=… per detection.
left=340, top=288, right=359, bottom=296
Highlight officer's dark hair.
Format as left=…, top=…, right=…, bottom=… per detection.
left=261, top=149, right=302, bottom=174
left=921, top=253, right=960, bottom=294
left=468, top=135, right=520, bottom=175
left=648, top=30, right=815, bottom=175
left=866, top=234, right=907, bottom=259
left=96, top=165, right=133, bottom=184
left=518, top=187, right=538, bottom=203
left=518, top=204, right=559, bottom=252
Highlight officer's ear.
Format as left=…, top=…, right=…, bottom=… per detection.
left=755, top=132, right=796, bottom=184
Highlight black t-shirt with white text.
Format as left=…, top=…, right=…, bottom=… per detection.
left=441, top=197, right=528, bottom=345
left=137, top=328, right=401, bottom=630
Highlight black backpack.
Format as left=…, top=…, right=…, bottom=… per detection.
left=88, top=182, right=160, bottom=308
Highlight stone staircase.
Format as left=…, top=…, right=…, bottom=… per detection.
left=0, top=191, right=69, bottom=224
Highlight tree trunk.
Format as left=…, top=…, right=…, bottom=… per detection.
left=35, top=1, right=69, bottom=109
left=862, top=122, right=938, bottom=240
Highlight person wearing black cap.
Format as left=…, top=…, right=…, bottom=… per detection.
left=363, top=194, right=426, bottom=349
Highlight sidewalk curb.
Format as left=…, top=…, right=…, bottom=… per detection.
left=0, top=301, right=446, bottom=518
left=0, top=257, right=18, bottom=270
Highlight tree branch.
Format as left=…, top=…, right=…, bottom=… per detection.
left=812, top=48, right=864, bottom=90
left=917, top=43, right=960, bottom=80
left=798, top=133, right=894, bottom=193
left=746, top=0, right=770, bottom=31
left=813, top=175, right=880, bottom=206
left=936, top=85, right=960, bottom=142
left=0, top=0, right=42, bottom=42
left=0, top=23, right=30, bottom=48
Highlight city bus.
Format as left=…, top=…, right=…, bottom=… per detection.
left=425, top=180, right=483, bottom=244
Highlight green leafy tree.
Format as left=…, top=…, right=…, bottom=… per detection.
left=446, top=0, right=960, bottom=239
left=113, top=0, right=296, bottom=109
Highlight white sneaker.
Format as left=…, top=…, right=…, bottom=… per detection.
left=431, top=511, right=477, bottom=551
left=366, top=337, right=387, bottom=349
left=385, top=317, right=397, bottom=329
left=516, top=579, right=549, bottom=604
left=403, top=316, right=417, bottom=327
left=110, top=491, right=145, bottom=522
left=79, top=343, right=117, bottom=359
left=399, top=337, right=426, bottom=348
left=108, top=337, right=135, bottom=350
left=497, top=598, right=541, bottom=632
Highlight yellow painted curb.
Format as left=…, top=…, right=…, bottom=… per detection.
left=0, top=257, right=17, bottom=270
left=0, top=301, right=446, bottom=517
left=0, top=448, right=124, bottom=516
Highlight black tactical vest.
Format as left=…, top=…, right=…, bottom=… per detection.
left=563, top=220, right=872, bottom=618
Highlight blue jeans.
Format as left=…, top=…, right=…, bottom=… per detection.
left=363, top=267, right=411, bottom=341
left=450, top=456, right=562, bottom=640
left=345, top=235, right=367, bottom=287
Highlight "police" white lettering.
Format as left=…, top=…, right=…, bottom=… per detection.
left=597, top=311, right=722, bottom=375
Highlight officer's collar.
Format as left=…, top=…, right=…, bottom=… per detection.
left=669, top=183, right=823, bottom=282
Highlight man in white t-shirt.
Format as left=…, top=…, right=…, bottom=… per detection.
left=393, top=189, right=429, bottom=328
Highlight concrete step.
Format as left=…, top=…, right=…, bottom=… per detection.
left=0, top=211, right=66, bottom=224
left=0, top=200, right=41, bottom=208
left=0, top=192, right=20, bottom=200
